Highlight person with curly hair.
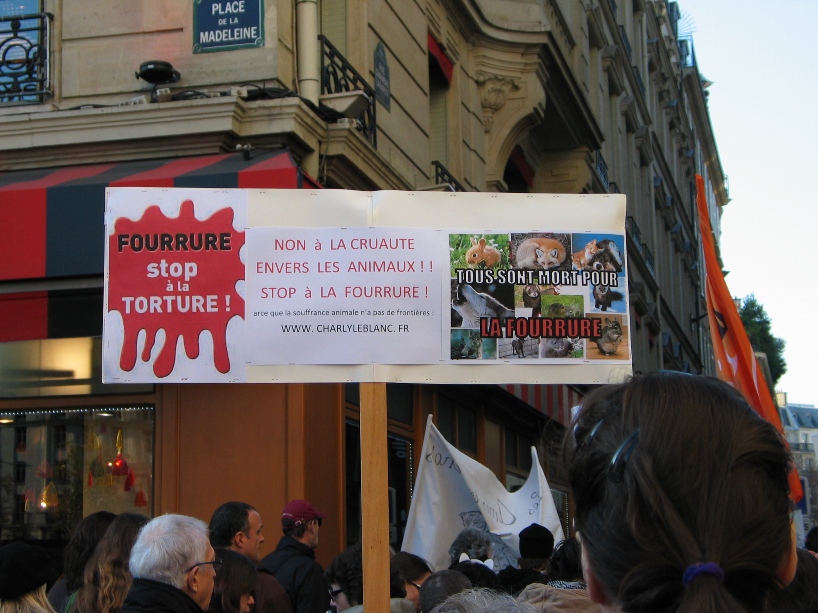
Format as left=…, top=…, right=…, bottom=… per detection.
left=48, top=511, right=116, bottom=612
left=76, top=513, right=149, bottom=613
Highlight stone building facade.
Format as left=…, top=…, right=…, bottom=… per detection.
left=0, top=0, right=727, bottom=556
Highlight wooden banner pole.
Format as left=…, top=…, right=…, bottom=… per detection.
left=360, top=382, right=390, bottom=612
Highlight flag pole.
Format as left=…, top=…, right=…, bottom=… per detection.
left=360, top=382, right=390, bottom=612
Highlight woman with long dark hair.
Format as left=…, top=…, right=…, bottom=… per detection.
left=76, top=513, right=149, bottom=613
left=565, top=372, right=797, bottom=613
left=208, top=549, right=257, bottom=613
left=48, top=511, right=116, bottom=612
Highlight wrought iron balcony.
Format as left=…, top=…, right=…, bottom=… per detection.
left=619, top=26, right=632, bottom=60
left=0, top=12, right=51, bottom=104
left=679, top=37, right=696, bottom=68
left=432, top=161, right=466, bottom=192
left=626, top=215, right=642, bottom=247
left=594, top=150, right=609, bottom=191
left=319, top=35, right=377, bottom=148
left=643, top=244, right=656, bottom=279
left=632, top=65, right=645, bottom=98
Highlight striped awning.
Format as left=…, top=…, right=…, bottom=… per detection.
left=503, top=383, right=584, bottom=427
left=0, top=149, right=318, bottom=342
left=0, top=149, right=317, bottom=282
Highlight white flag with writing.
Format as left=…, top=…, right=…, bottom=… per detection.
left=401, top=416, right=564, bottom=571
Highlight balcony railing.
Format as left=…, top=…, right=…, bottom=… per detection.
left=0, top=12, right=51, bottom=104
left=791, top=442, right=815, bottom=452
left=319, top=35, right=377, bottom=149
left=632, top=65, right=645, bottom=98
left=643, top=244, right=656, bottom=278
left=679, top=37, right=696, bottom=68
left=432, top=161, right=466, bottom=192
left=619, top=26, right=632, bottom=60
left=626, top=215, right=642, bottom=247
left=595, top=150, right=609, bottom=191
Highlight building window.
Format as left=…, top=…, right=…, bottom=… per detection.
left=0, top=337, right=152, bottom=399
left=0, top=406, right=154, bottom=541
left=437, top=393, right=477, bottom=455
left=505, top=426, right=533, bottom=487
left=320, top=0, right=347, bottom=57
left=428, top=33, right=452, bottom=169
left=343, top=419, right=414, bottom=548
left=503, top=146, right=534, bottom=193
left=0, top=0, right=48, bottom=105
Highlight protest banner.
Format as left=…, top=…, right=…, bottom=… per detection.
left=104, top=188, right=631, bottom=384
left=401, top=416, right=565, bottom=571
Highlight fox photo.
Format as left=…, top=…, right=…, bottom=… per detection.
left=510, top=232, right=571, bottom=271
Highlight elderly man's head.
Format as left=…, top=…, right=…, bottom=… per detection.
left=129, top=514, right=216, bottom=610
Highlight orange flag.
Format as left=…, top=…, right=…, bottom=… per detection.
left=696, top=175, right=802, bottom=501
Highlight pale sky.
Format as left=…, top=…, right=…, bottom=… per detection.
left=678, top=0, right=818, bottom=405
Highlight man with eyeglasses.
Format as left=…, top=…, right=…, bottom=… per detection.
left=261, top=500, right=330, bottom=613
left=122, top=514, right=218, bottom=612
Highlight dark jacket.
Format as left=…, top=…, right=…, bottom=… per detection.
left=120, top=578, right=204, bottom=613
left=496, top=567, right=545, bottom=596
left=260, top=537, right=329, bottom=613
left=253, top=568, right=294, bottom=613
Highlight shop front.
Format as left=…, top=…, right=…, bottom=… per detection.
left=1, top=154, right=578, bottom=568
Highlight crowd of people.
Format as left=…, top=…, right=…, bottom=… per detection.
left=2, top=374, right=818, bottom=612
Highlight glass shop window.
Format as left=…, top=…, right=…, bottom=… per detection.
left=0, top=337, right=153, bottom=398
left=0, top=406, right=154, bottom=542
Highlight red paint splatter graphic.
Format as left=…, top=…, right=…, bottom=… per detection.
left=108, top=200, right=244, bottom=377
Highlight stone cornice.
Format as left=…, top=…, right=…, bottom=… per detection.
left=0, top=96, right=330, bottom=171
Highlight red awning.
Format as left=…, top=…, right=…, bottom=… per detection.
left=503, top=383, right=584, bottom=426
left=0, top=149, right=319, bottom=342
left=0, top=149, right=318, bottom=282
left=428, top=33, right=453, bottom=85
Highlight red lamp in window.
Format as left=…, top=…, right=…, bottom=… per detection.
left=124, top=468, right=135, bottom=492
left=109, top=429, right=130, bottom=477
left=134, top=487, right=148, bottom=507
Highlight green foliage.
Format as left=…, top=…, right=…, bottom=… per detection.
left=739, top=294, right=787, bottom=386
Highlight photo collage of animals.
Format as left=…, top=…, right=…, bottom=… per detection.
left=449, top=232, right=630, bottom=362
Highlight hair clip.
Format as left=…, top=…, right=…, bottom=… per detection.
left=576, top=418, right=604, bottom=451
left=607, top=428, right=639, bottom=483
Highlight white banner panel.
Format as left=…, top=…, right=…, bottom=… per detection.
left=246, top=227, right=445, bottom=364
left=104, top=188, right=631, bottom=384
left=401, top=416, right=565, bottom=571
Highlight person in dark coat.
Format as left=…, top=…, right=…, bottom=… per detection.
left=496, top=523, right=554, bottom=595
left=260, top=500, right=329, bottom=613
left=209, top=501, right=292, bottom=613
left=121, top=514, right=218, bottom=613
left=0, top=541, right=59, bottom=613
